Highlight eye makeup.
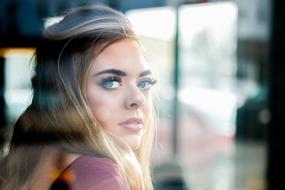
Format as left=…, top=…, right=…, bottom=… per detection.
left=100, top=76, right=122, bottom=89
left=97, top=74, right=157, bottom=91
left=137, top=78, right=157, bottom=90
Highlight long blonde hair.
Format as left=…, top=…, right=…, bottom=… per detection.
left=0, top=5, right=157, bottom=190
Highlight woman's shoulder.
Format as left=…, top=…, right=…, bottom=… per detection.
left=52, top=155, right=126, bottom=190
left=71, top=155, right=118, bottom=171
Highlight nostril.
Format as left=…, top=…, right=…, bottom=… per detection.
left=130, top=103, right=137, bottom=108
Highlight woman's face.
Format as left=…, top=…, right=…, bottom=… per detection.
left=86, top=39, right=156, bottom=150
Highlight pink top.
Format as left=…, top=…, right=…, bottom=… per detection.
left=50, top=155, right=126, bottom=190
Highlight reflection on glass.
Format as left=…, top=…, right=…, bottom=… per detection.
left=127, top=7, right=176, bottom=165
left=179, top=2, right=238, bottom=137
left=4, top=48, right=34, bottom=123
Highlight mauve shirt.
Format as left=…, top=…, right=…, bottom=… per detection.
left=50, top=155, right=126, bottom=190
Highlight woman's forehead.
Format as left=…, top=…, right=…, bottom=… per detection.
left=89, top=39, right=149, bottom=73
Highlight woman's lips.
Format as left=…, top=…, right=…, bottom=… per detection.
left=118, top=118, right=143, bottom=132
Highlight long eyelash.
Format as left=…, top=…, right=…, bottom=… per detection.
left=102, top=76, right=122, bottom=83
left=138, top=78, right=157, bottom=90
left=149, top=78, right=157, bottom=85
left=142, top=78, right=157, bottom=85
left=99, top=76, right=122, bottom=89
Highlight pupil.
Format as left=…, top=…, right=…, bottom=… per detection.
left=106, top=82, right=113, bottom=87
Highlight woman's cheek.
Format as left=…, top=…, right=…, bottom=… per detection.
left=93, top=106, right=113, bottom=129
left=143, top=100, right=151, bottom=121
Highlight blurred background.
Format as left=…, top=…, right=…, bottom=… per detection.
left=0, top=0, right=284, bottom=190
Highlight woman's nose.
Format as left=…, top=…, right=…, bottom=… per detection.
left=125, top=86, right=146, bottom=110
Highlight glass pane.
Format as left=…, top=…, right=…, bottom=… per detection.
left=127, top=7, right=176, bottom=164
left=4, top=49, right=34, bottom=123
left=178, top=2, right=238, bottom=189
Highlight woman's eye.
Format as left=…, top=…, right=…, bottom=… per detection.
left=101, top=77, right=121, bottom=89
left=137, top=79, right=157, bottom=90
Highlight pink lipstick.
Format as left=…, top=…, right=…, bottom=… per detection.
left=118, top=118, right=143, bottom=132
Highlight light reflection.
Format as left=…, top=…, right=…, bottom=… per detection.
left=179, top=87, right=237, bottom=136
left=127, top=7, right=175, bottom=41
left=3, top=48, right=34, bottom=122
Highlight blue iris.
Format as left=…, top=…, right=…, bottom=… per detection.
left=101, top=77, right=121, bottom=89
left=137, top=79, right=157, bottom=90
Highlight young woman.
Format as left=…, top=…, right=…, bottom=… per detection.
left=0, top=5, right=158, bottom=190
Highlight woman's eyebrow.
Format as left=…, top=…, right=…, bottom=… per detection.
left=94, top=69, right=127, bottom=76
left=139, top=70, right=152, bottom=77
left=94, top=69, right=152, bottom=77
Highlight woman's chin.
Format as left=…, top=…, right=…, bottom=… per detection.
left=126, top=134, right=143, bottom=150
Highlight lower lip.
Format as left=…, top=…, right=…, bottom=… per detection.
left=119, top=124, right=143, bottom=132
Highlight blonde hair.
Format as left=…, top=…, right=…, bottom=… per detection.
left=0, top=5, right=157, bottom=190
